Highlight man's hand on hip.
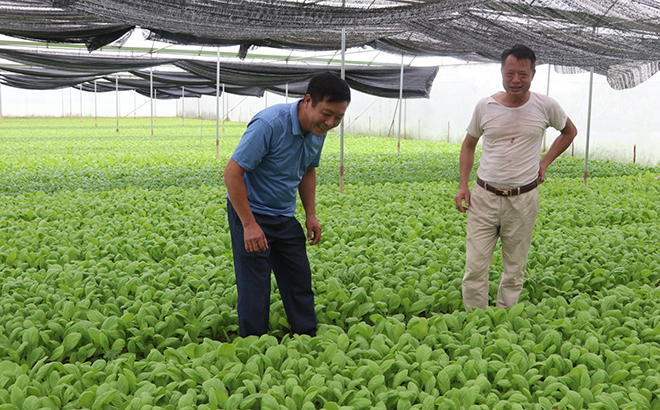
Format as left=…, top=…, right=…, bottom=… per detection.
left=454, top=187, right=471, bottom=213
left=306, top=217, right=322, bottom=246
left=538, top=166, right=547, bottom=183
left=243, top=222, right=269, bottom=253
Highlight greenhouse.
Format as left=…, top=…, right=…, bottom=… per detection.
left=0, top=1, right=660, bottom=410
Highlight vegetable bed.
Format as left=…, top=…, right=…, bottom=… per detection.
left=0, top=117, right=659, bottom=410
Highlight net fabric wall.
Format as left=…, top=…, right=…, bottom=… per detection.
left=1, top=0, right=660, bottom=89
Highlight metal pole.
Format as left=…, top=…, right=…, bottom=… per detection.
left=340, top=26, right=346, bottom=194
left=285, top=83, right=289, bottom=103
left=70, top=88, right=72, bottom=120
left=584, top=67, right=594, bottom=184
left=0, top=83, right=3, bottom=124
left=182, top=86, right=185, bottom=126
left=79, top=84, right=83, bottom=123
left=404, top=99, right=407, bottom=140
left=397, top=54, right=404, bottom=154
left=94, top=80, right=97, bottom=127
left=150, top=68, right=154, bottom=139
left=115, top=74, right=119, bottom=132
left=222, top=84, right=226, bottom=133
left=216, top=48, right=220, bottom=159
left=543, top=64, right=552, bottom=152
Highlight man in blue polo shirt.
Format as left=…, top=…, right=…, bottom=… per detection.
left=224, top=72, right=350, bottom=337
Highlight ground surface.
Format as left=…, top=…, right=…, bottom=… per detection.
left=0, top=117, right=659, bottom=410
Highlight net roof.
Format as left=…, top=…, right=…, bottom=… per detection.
left=0, top=0, right=660, bottom=89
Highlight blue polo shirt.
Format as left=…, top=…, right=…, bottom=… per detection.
left=230, top=100, right=326, bottom=217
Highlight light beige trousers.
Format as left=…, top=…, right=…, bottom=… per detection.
left=462, top=183, right=540, bottom=310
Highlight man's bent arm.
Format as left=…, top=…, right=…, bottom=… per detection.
left=224, top=158, right=269, bottom=252
left=454, top=134, right=479, bottom=213
left=539, top=117, right=578, bottom=181
left=299, top=167, right=322, bottom=245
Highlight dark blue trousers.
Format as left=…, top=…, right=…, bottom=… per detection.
left=227, top=199, right=317, bottom=337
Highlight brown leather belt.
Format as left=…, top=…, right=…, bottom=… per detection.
left=477, top=176, right=541, bottom=197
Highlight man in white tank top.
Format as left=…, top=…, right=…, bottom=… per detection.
left=454, top=44, right=578, bottom=311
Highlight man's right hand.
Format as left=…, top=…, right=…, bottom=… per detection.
left=243, top=222, right=269, bottom=253
left=454, top=187, right=471, bottom=213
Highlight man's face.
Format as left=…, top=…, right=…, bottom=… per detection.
left=501, top=55, right=535, bottom=98
left=300, top=95, right=348, bottom=137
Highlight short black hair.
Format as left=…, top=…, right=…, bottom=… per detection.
left=306, top=72, right=351, bottom=106
left=501, top=44, right=536, bottom=72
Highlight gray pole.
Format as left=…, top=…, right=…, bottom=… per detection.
left=340, top=26, right=346, bottom=194
left=150, top=68, right=154, bottom=139
left=222, top=84, right=226, bottom=133
left=584, top=67, right=594, bottom=184
left=115, top=74, right=119, bottom=132
left=404, top=99, right=407, bottom=140
left=182, top=86, right=185, bottom=126
left=216, top=48, right=220, bottom=159
left=0, top=83, right=3, bottom=124
left=79, top=84, right=83, bottom=123
left=94, top=80, right=97, bottom=127
left=285, top=83, right=288, bottom=104
left=397, top=54, right=404, bottom=154
left=543, top=64, right=552, bottom=152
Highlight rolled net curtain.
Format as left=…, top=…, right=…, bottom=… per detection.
left=0, top=49, right=438, bottom=98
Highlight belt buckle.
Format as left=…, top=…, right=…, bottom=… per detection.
left=500, top=188, right=511, bottom=196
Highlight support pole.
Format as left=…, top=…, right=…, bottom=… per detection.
left=115, top=74, right=119, bottom=132
left=397, top=54, right=404, bottom=155
left=404, top=99, right=407, bottom=140
left=222, top=84, right=226, bottom=133
left=584, top=67, right=594, bottom=184
left=0, top=83, right=3, bottom=124
left=94, top=80, right=98, bottom=127
left=182, top=86, right=185, bottom=126
left=216, top=48, right=220, bottom=159
left=150, top=68, right=154, bottom=139
left=340, top=26, right=346, bottom=193
left=70, top=88, right=72, bottom=120
left=543, top=64, right=551, bottom=152
left=79, top=84, right=83, bottom=123
left=285, top=83, right=289, bottom=104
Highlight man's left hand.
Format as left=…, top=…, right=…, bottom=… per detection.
left=306, top=217, right=322, bottom=245
left=539, top=165, right=547, bottom=183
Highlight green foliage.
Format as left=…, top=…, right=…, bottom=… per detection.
left=0, top=117, right=659, bottom=409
